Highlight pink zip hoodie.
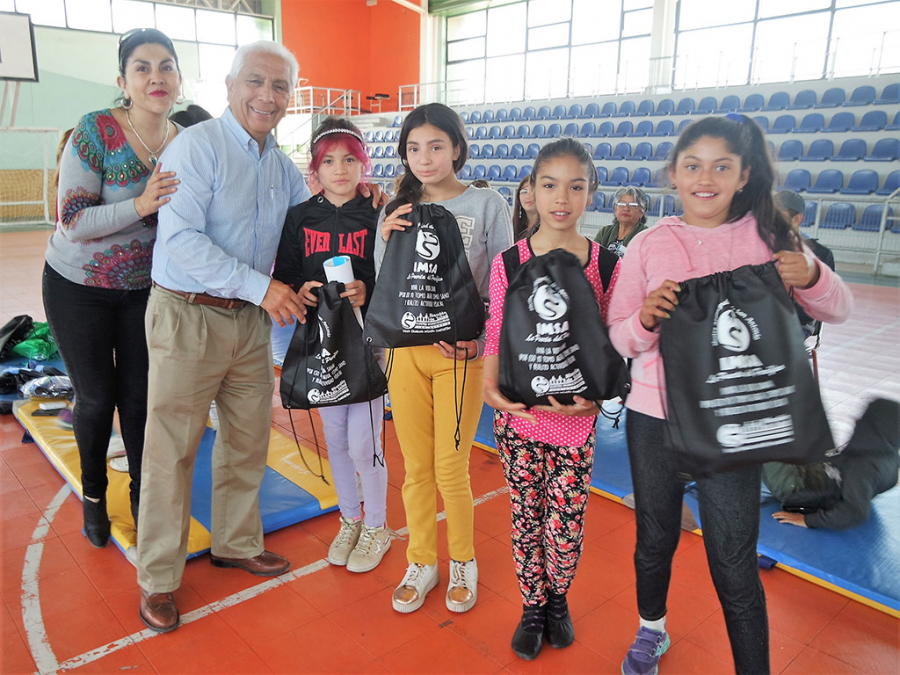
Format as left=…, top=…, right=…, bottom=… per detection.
left=607, top=213, right=853, bottom=420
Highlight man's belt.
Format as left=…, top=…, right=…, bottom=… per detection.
left=153, top=283, right=248, bottom=309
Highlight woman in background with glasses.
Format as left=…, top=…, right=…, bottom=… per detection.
left=594, top=186, right=649, bottom=258
left=42, top=28, right=182, bottom=548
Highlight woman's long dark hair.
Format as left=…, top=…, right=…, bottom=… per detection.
left=385, top=103, right=468, bottom=217
left=669, top=115, right=799, bottom=253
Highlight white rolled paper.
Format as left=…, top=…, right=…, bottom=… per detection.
left=323, top=256, right=363, bottom=328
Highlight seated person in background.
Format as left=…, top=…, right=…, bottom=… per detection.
left=169, top=104, right=212, bottom=128
left=593, top=186, right=649, bottom=258
left=770, top=398, right=900, bottom=531
left=774, top=190, right=835, bottom=338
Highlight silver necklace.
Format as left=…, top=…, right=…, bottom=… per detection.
left=125, top=108, right=169, bottom=166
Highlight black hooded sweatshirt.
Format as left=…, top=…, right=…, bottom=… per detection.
left=274, top=192, right=379, bottom=316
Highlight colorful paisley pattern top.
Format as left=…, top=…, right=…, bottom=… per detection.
left=45, top=109, right=177, bottom=290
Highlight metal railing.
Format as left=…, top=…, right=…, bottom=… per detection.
left=287, top=86, right=363, bottom=117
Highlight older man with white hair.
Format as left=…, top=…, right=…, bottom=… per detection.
left=135, top=41, right=379, bottom=633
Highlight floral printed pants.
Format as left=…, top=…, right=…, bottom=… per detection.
left=494, top=411, right=596, bottom=607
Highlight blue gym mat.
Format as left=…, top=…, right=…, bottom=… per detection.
left=473, top=402, right=900, bottom=616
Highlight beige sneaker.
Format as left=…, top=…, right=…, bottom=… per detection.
left=446, top=558, right=478, bottom=613
left=391, top=562, right=439, bottom=613
left=347, top=524, right=392, bottom=573
left=327, top=517, right=361, bottom=566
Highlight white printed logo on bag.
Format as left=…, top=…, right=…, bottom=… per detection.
left=531, top=376, right=550, bottom=395
left=415, top=229, right=440, bottom=261
left=528, top=276, right=568, bottom=321
left=401, top=312, right=417, bottom=329
left=308, top=389, right=322, bottom=404
left=714, top=305, right=753, bottom=352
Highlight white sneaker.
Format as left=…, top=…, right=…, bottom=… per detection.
left=347, top=524, right=392, bottom=573
left=446, top=558, right=478, bottom=613
left=327, top=517, right=361, bottom=566
left=392, top=562, right=439, bottom=613
left=109, top=456, right=129, bottom=473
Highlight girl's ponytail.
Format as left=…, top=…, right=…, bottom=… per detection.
left=670, top=115, right=800, bottom=253
left=385, top=103, right=469, bottom=217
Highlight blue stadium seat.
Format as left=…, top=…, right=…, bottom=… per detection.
left=373, top=163, right=384, bottom=177
left=649, top=119, right=675, bottom=136
left=537, top=105, right=552, bottom=120
left=799, top=139, right=833, bottom=162
left=523, top=106, right=537, bottom=120
left=651, top=99, right=675, bottom=116
left=777, top=140, right=803, bottom=162
left=470, top=110, right=482, bottom=124
left=631, top=120, right=653, bottom=137
left=628, top=167, right=652, bottom=186
left=469, top=144, right=480, bottom=159
left=802, top=200, right=817, bottom=227
left=488, top=125, right=502, bottom=139
left=516, top=124, right=530, bottom=138
left=498, top=185, right=511, bottom=198
left=793, top=113, right=825, bottom=133
left=761, top=92, right=790, bottom=111
left=677, top=118, right=693, bottom=133
left=475, top=126, right=488, bottom=140
left=875, top=83, right=900, bottom=105
left=840, top=170, right=878, bottom=195
left=815, top=87, right=845, bottom=108
left=716, top=95, right=741, bottom=113
left=587, top=192, right=605, bottom=212
left=564, top=103, right=582, bottom=119
left=807, top=169, right=844, bottom=194
left=374, top=145, right=385, bottom=158
left=819, top=203, right=855, bottom=229
left=544, top=123, right=561, bottom=138
left=563, top=123, right=579, bottom=136
left=834, top=139, right=867, bottom=161
left=783, top=169, right=811, bottom=192
left=386, top=130, right=397, bottom=142
left=865, top=138, right=900, bottom=162
left=582, top=142, right=593, bottom=156
left=480, top=144, right=494, bottom=160
left=611, top=142, right=632, bottom=160
left=517, top=165, right=532, bottom=180
left=752, top=116, right=769, bottom=131
left=652, top=141, right=673, bottom=161
left=374, top=130, right=385, bottom=142
left=597, top=121, right=615, bottom=137
left=595, top=166, right=608, bottom=184
left=530, top=123, right=546, bottom=138
left=482, top=110, right=495, bottom=124
left=843, top=85, right=876, bottom=107
left=385, top=146, right=396, bottom=158
left=510, top=143, right=524, bottom=159
left=886, top=111, right=900, bottom=131
left=391, top=115, right=403, bottom=127
left=694, top=96, right=717, bottom=114
left=457, top=165, right=471, bottom=179
left=384, top=164, right=396, bottom=178
left=635, top=100, right=655, bottom=116
left=825, top=112, right=855, bottom=132
left=787, top=89, right=817, bottom=110
left=610, top=121, right=633, bottom=137
left=599, top=102, right=617, bottom=117
left=853, top=204, right=891, bottom=232
left=876, top=170, right=900, bottom=196
left=365, top=131, right=375, bottom=142
left=601, top=166, right=629, bottom=187
left=466, top=126, right=475, bottom=139
left=584, top=102, right=601, bottom=118
left=628, top=142, right=652, bottom=161
left=473, top=165, right=487, bottom=179
left=852, top=110, right=887, bottom=131
left=579, top=122, right=597, bottom=137
left=525, top=143, right=540, bottom=159
left=495, top=143, right=509, bottom=159
left=675, top=98, right=695, bottom=115
left=768, top=115, right=796, bottom=134
left=487, top=165, right=501, bottom=181
left=550, top=104, right=566, bottom=119
left=460, top=112, right=470, bottom=123
left=502, top=125, right=516, bottom=139
left=496, top=108, right=509, bottom=122
left=654, top=195, right=677, bottom=217
left=593, top=143, right=612, bottom=160
left=738, top=93, right=764, bottom=112
left=614, top=101, right=636, bottom=117
left=510, top=107, right=523, bottom=121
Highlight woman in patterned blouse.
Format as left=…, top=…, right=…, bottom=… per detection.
left=43, top=28, right=182, bottom=549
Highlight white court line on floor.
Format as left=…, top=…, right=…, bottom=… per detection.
left=31, top=485, right=509, bottom=674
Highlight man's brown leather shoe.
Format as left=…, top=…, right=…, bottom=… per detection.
left=209, top=550, right=290, bottom=576
left=139, top=589, right=179, bottom=633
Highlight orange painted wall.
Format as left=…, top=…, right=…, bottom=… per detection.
left=280, top=0, right=420, bottom=113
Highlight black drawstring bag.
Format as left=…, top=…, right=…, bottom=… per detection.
left=0, top=315, right=33, bottom=360
left=281, top=281, right=387, bottom=410
left=364, top=203, right=484, bottom=348
left=498, top=247, right=628, bottom=408
left=659, top=261, right=834, bottom=477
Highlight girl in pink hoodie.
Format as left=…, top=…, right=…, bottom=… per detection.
left=608, top=115, right=852, bottom=675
